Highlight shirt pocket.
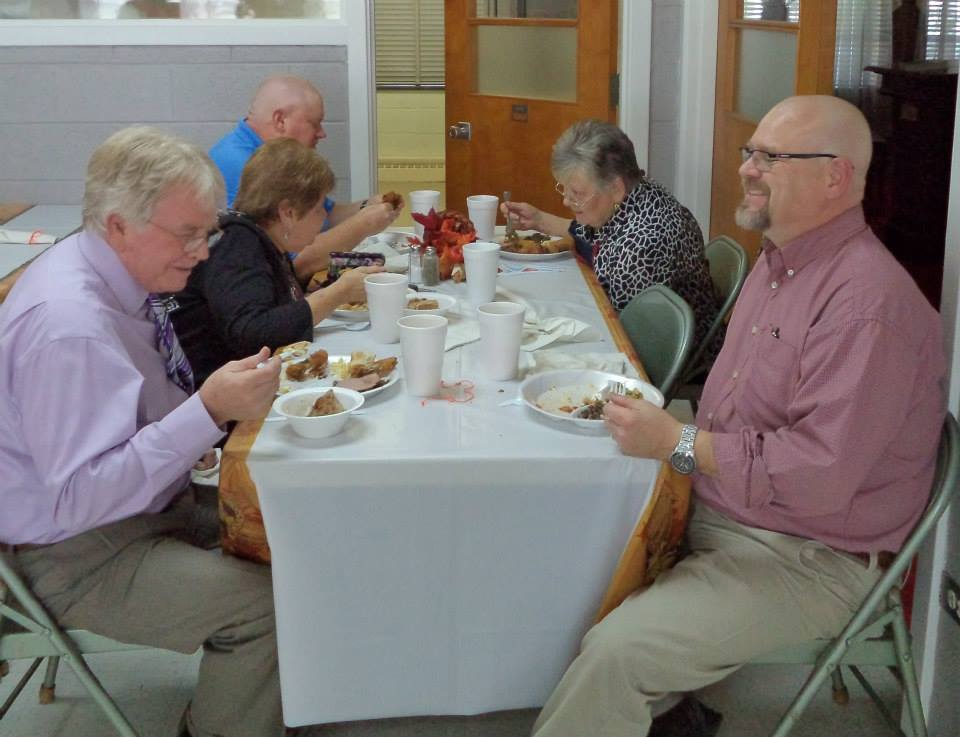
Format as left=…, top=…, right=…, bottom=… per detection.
left=736, top=332, right=800, bottom=424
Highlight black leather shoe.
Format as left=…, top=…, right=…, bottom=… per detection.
left=648, top=695, right=723, bottom=737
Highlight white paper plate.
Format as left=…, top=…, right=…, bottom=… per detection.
left=332, top=305, right=369, bottom=322
left=404, top=292, right=456, bottom=316
left=278, top=352, right=399, bottom=398
left=328, top=355, right=400, bottom=398
left=500, top=231, right=573, bottom=261
left=519, top=369, right=663, bottom=430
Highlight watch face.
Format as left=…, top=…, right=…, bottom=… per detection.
left=671, top=452, right=696, bottom=475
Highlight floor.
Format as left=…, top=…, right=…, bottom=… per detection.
left=0, top=403, right=903, bottom=737
left=0, top=652, right=902, bottom=737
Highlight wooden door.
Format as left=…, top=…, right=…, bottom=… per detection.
left=444, top=0, right=618, bottom=221
left=710, top=1, right=837, bottom=260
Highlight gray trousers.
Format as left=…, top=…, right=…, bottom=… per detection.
left=531, top=502, right=884, bottom=737
left=14, top=495, right=283, bottom=737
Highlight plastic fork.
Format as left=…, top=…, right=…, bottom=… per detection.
left=504, top=191, right=516, bottom=237
left=570, top=380, right=626, bottom=418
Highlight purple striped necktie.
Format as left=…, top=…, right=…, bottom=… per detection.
left=146, top=294, right=195, bottom=395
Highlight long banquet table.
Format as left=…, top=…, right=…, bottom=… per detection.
left=221, top=256, right=688, bottom=727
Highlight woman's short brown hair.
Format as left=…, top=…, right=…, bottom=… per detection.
left=234, top=138, right=335, bottom=224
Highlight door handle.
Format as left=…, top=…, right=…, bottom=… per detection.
left=447, top=122, right=472, bottom=141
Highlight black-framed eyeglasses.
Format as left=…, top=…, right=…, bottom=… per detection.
left=739, top=146, right=837, bottom=172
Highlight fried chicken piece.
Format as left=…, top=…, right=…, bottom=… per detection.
left=372, top=357, right=397, bottom=376
left=408, top=298, right=440, bottom=310
left=307, top=349, right=328, bottom=378
left=382, top=191, right=403, bottom=210
left=285, top=361, right=310, bottom=381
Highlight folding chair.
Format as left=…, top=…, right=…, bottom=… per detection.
left=673, top=235, right=748, bottom=412
left=751, top=412, right=960, bottom=737
left=0, top=551, right=150, bottom=737
left=618, top=284, right=696, bottom=399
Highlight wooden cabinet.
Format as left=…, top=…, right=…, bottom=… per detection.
left=865, top=66, right=957, bottom=307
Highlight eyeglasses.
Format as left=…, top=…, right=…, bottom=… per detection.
left=739, top=146, right=838, bottom=172
left=555, top=181, right=599, bottom=210
left=148, top=219, right=219, bottom=254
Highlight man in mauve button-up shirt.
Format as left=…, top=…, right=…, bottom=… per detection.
left=532, top=96, right=946, bottom=737
left=0, top=127, right=285, bottom=737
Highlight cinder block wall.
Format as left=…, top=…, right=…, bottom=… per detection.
left=0, top=45, right=350, bottom=205
left=376, top=89, right=445, bottom=226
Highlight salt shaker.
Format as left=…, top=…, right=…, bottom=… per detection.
left=421, top=246, right=439, bottom=286
left=408, top=244, right=422, bottom=284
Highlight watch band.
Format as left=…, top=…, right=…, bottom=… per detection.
left=670, top=424, right=698, bottom=474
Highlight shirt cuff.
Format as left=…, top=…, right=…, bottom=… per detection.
left=158, top=393, right=226, bottom=461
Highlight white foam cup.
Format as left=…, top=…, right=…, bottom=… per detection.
left=477, top=301, right=525, bottom=380
left=398, top=314, right=449, bottom=396
left=364, top=272, right=408, bottom=344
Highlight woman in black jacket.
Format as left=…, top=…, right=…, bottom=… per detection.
left=171, top=138, right=380, bottom=386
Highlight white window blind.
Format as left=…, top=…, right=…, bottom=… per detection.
left=926, top=0, right=960, bottom=59
left=742, top=1, right=800, bottom=22
left=374, top=0, right=445, bottom=87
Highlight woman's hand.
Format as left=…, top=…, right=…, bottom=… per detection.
left=334, top=265, right=384, bottom=304
left=501, top=201, right=543, bottom=231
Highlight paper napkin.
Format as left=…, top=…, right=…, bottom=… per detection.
left=0, top=228, right=56, bottom=245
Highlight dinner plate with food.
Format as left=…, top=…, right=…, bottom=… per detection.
left=404, top=292, right=456, bottom=316
left=332, top=301, right=370, bottom=322
left=500, top=230, right=574, bottom=261
left=274, top=344, right=399, bottom=398
left=519, top=369, right=663, bottom=431
left=329, top=351, right=400, bottom=397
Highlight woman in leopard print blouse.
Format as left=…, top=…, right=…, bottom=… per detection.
left=503, top=120, right=722, bottom=360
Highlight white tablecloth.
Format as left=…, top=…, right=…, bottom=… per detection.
left=246, top=265, right=659, bottom=726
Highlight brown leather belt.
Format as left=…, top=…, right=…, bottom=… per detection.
left=847, top=550, right=896, bottom=569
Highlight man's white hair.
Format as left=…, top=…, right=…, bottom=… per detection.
left=82, top=126, right=224, bottom=237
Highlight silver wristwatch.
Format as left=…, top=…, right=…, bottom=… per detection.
left=669, top=424, right=698, bottom=475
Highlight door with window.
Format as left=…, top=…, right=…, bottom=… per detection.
left=444, top=0, right=619, bottom=221
left=710, top=1, right=837, bottom=259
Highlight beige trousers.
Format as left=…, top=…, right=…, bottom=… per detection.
left=14, top=496, right=282, bottom=737
left=531, top=502, right=883, bottom=737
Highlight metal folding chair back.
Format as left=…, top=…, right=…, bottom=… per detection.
left=618, top=284, right=696, bottom=399
left=752, top=412, right=960, bottom=737
left=674, top=235, right=748, bottom=410
left=0, top=551, right=148, bottom=737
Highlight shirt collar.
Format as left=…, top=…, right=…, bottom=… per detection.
left=238, top=118, right=264, bottom=148
left=76, top=230, right=149, bottom=316
left=762, top=205, right=868, bottom=276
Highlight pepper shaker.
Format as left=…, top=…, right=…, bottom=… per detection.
left=421, top=246, right=439, bottom=286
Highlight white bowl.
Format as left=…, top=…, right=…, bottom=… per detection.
left=271, top=386, right=364, bottom=439
left=519, top=370, right=663, bottom=431
left=404, top=292, right=456, bottom=316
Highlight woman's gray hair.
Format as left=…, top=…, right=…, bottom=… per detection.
left=551, top=120, right=643, bottom=191
left=82, top=126, right=224, bottom=237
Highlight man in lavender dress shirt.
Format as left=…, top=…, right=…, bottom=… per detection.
left=532, top=95, right=946, bottom=737
left=0, top=127, right=285, bottom=737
